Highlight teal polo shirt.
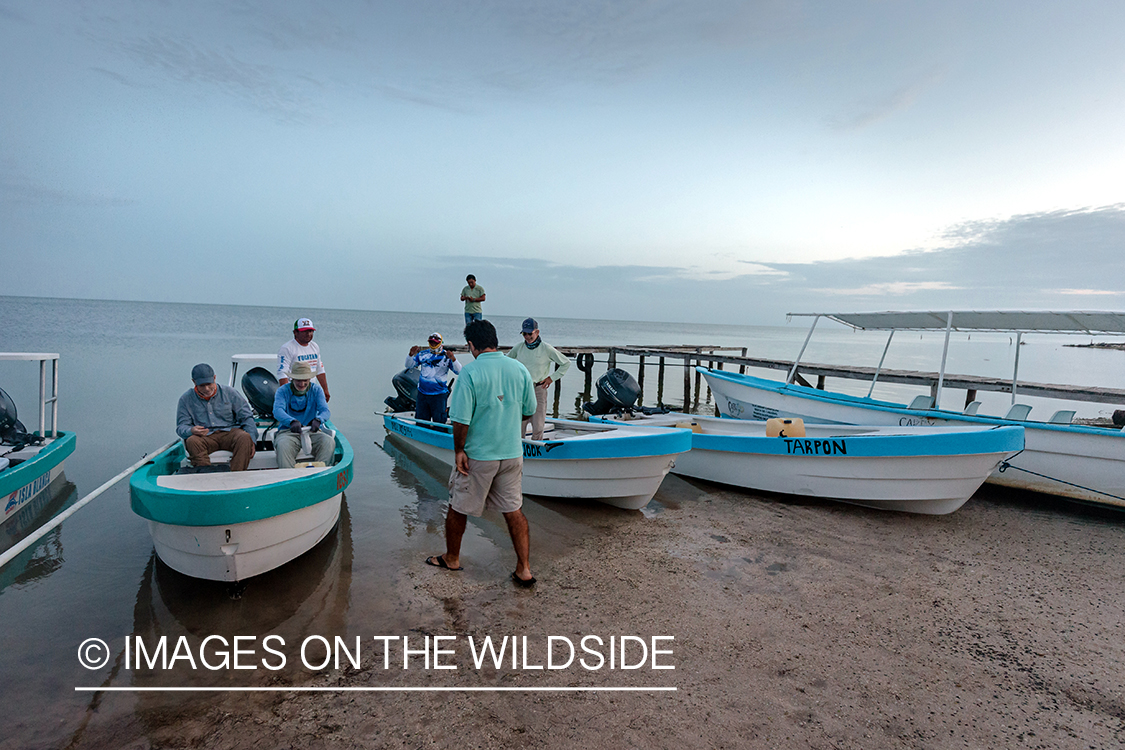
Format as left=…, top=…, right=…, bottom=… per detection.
left=448, top=351, right=537, bottom=460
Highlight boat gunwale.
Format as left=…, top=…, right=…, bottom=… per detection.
left=129, top=424, right=354, bottom=527
left=383, top=412, right=691, bottom=460
left=0, top=431, right=76, bottom=499
left=702, top=368, right=1125, bottom=437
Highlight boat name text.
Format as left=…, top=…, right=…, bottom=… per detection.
left=782, top=439, right=847, bottom=456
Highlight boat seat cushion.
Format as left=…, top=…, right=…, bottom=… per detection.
left=1048, top=409, right=1075, bottom=424
left=908, top=395, right=934, bottom=410
left=963, top=401, right=982, bottom=415
left=1003, top=404, right=1033, bottom=421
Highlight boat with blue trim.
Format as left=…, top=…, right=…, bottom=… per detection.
left=130, top=356, right=353, bottom=582
left=1, top=354, right=75, bottom=525
left=383, top=412, right=691, bottom=510
left=591, top=412, right=1023, bottom=514
left=701, top=310, right=1125, bottom=509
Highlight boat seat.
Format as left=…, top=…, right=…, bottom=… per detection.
left=1048, top=409, right=1076, bottom=424
left=1003, top=404, right=1032, bottom=421
left=907, top=395, right=934, bottom=410
left=963, top=401, right=982, bottom=415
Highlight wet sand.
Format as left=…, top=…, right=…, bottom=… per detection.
left=76, top=481, right=1123, bottom=749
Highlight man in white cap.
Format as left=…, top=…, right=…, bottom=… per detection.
left=277, top=317, right=330, bottom=402
left=175, top=363, right=258, bottom=471
left=404, top=332, right=461, bottom=423
left=506, top=318, right=571, bottom=440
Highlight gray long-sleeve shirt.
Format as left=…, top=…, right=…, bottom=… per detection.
left=176, top=385, right=258, bottom=439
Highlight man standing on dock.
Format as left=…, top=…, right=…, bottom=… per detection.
left=507, top=318, right=571, bottom=440
left=460, top=274, right=485, bottom=327
left=176, top=363, right=258, bottom=471
left=426, top=319, right=538, bottom=587
left=278, top=317, right=330, bottom=402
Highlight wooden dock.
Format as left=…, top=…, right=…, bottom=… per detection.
left=445, top=343, right=1125, bottom=412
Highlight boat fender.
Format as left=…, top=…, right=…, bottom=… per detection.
left=766, top=417, right=805, bottom=438
left=576, top=352, right=594, bottom=373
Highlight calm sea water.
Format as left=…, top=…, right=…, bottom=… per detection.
left=1, top=296, right=1122, bottom=748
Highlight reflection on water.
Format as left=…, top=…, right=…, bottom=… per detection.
left=0, top=475, right=78, bottom=594
left=130, top=499, right=353, bottom=686
left=381, top=435, right=451, bottom=538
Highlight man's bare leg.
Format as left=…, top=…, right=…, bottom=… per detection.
left=503, top=509, right=532, bottom=581
left=442, top=507, right=468, bottom=570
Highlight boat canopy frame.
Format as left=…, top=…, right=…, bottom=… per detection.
left=783, top=310, right=1125, bottom=409
left=0, top=353, right=60, bottom=438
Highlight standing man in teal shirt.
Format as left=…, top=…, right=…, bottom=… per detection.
left=426, top=319, right=538, bottom=586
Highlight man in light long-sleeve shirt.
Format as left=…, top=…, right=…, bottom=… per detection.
left=176, top=363, right=258, bottom=471
left=506, top=318, right=571, bottom=440
left=272, top=361, right=334, bottom=468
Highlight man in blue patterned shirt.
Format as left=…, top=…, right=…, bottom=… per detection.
left=404, top=332, right=461, bottom=423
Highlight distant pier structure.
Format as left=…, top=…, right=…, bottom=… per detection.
left=445, top=343, right=1125, bottom=416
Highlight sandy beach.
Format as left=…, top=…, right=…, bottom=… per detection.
left=79, top=478, right=1125, bottom=750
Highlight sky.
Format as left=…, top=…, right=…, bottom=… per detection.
left=2, top=1, right=1124, bottom=324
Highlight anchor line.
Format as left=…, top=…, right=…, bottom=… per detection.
left=998, top=452, right=1125, bottom=503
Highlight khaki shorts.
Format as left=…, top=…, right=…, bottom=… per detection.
left=449, top=456, right=524, bottom=516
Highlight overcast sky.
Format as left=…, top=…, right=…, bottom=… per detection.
left=3, top=1, right=1123, bottom=324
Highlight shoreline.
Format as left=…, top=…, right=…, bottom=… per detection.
left=70, top=481, right=1125, bottom=749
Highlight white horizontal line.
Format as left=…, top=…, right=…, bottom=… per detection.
left=76, top=686, right=677, bottom=693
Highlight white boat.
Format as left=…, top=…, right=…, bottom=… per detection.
left=383, top=412, right=691, bottom=510
left=702, top=311, right=1125, bottom=509
left=591, top=412, right=1023, bottom=514
left=129, top=356, right=354, bottom=582
left=1, top=354, right=75, bottom=524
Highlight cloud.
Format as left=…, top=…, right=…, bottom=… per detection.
left=0, top=160, right=134, bottom=207
left=831, top=67, right=945, bottom=131
left=1054, top=288, right=1123, bottom=296
left=812, top=281, right=962, bottom=296
left=114, top=34, right=319, bottom=122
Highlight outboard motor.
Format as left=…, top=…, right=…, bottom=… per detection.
left=582, top=369, right=642, bottom=416
left=241, top=367, right=279, bottom=419
left=0, top=386, right=40, bottom=450
left=0, top=386, right=16, bottom=435
left=384, top=368, right=420, bottom=413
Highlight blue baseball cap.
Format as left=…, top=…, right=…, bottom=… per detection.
left=521, top=318, right=538, bottom=333
left=191, top=363, right=216, bottom=385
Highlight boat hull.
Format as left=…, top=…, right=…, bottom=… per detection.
left=383, top=413, right=689, bottom=510
left=147, top=494, right=342, bottom=582
left=702, top=369, right=1125, bottom=508
left=1, top=432, right=76, bottom=523
left=592, top=415, right=1022, bottom=514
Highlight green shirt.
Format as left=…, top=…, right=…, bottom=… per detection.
left=461, top=284, right=485, bottom=314
left=448, top=351, right=536, bottom=460
left=507, top=339, right=571, bottom=384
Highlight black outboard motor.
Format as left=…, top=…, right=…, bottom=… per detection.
left=0, top=386, right=40, bottom=451
left=384, top=368, right=420, bottom=413
left=241, top=367, right=279, bottom=419
left=582, top=369, right=642, bottom=416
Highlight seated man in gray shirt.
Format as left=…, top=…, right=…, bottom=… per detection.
left=175, top=363, right=258, bottom=471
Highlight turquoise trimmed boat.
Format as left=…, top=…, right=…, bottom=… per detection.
left=592, top=412, right=1023, bottom=514
left=130, top=423, right=353, bottom=582
left=383, top=412, right=690, bottom=510
left=1, top=354, right=74, bottom=524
